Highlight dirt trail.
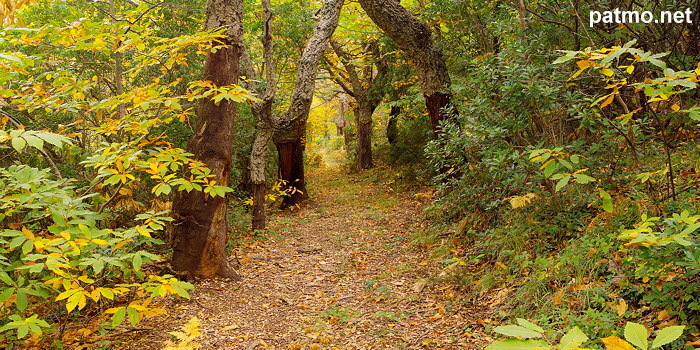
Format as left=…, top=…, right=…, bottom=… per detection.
left=129, top=153, right=489, bottom=349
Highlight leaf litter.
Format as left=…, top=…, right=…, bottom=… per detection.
left=118, top=163, right=493, bottom=349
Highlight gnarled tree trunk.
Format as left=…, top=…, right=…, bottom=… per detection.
left=357, top=0, right=453, bottom=136
left=272, top=0, right=344, bottom=207
left=170, top=0, right=242, bottom=280
left=242, top=0, right=276, bottom=230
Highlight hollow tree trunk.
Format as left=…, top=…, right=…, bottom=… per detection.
left=357, top=0, right=453, bottom=136
left=170, top=0, right=242, bottom=280
left=276, top=139, right=309, bottom=207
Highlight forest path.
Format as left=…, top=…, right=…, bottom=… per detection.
left=133, top=150, right=490, bottom=349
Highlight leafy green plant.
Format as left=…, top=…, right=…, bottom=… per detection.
left=487, top=319, right=685, bottom=350
left=619, top=211, right=700, bottom=324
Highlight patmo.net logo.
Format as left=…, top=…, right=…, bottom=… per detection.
left=590, top=8, right=693, bottom=27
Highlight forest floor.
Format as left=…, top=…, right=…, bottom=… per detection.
left=123, top=150, right=494, bottom=349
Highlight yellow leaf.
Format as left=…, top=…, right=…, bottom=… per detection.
left=671, top=104, right=680, bottom=112
left=658, top=309, right=671, bottom=321
left=600, top=93, right=615, bottom=108
left=577, top=59, right=597, bottom=69
left=627, top=65, right=635, bottom=74
left=22, top=226, right=34, bottom=240
left=428, top=313, right=442, bottom=322
left=615, top=298, right=628, bottom=316
left=601, top=68, right=614, bottom=76
left=221, top=324, right=239, bottom=331
left=135, top=226, right=151, bottom=237
left=602, top=336, right=635, bottom=350
left=89, top=289, right=101, bottom=302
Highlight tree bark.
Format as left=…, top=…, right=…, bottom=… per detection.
left=272, top=0, right=344, bottom=206
left=355, top=104, right=375, bottom=169
left=170, top=0, right=242, bottom=280
left=357, top=0, right=453, bottom=136
left=242, top=0, right=276, bottom=230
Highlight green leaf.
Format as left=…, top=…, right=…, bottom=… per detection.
left=93, top=259, right=105, bottom=274
left=17, top=323, right=29, bottom=339
left=51, top=212, right=66, bottom=226
left=493, top=325, right=543, bottom=339
left=687, top=106, right=700, bottom=121
left=133, top=253, right=143, bottom=271
left=651, top=326, right=684, bottom=348
left=553, top=51, right=579, bottom=65
left=600, top=189, right=613, bottom=213
left=104, top=175, right=121, bottom=186
left=573, top=173, right=596, bottom=184
left=559, top=326, right=588, bottom=349
left=127, top=306, right=139, bottom=326
left=559, top=159, right=573, bottom=171
left=486, top=339, right=550, bottom=349
left=0, top=288, right=15, bottom=303
left=11, top=137, right=27, bottom=152
left=543, top=161, right=559, bottom=178
left=517, top=319, right=544, bottom=333
left=112, top=307, right=126, bottom=327
left=15, top=289, right=28, bottom=311
left=647, top=58, right=666, bottom=69
left=624, top=322, right=648, bottom=350
left=22, top=239, right=34, bottom=255
left=23, top=135, right=44, bottom=150
left=37, top=132, right=68, bottom=148
left=555, top=176, right=571, bottom=192
left=0, top=53, right=25, bottom=65
left=0, top=271, right=14, bottom=285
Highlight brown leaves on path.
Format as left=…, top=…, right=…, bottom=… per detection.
left=119, top=164, right=491, bottom=349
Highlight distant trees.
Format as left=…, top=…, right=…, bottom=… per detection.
left=326, top=39, right=388, bottom=169
left=357, top=0, right=453, bottom=136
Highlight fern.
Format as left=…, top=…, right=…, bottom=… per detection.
left=162, top=317, right=202, bottom=350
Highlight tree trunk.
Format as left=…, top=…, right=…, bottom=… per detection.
left=357, top=0, right=453, bottom=136
left=252, top=183, right=266, bottom=229
left=242, top=0, right=277, bottom=230
left=170, top=0, right=242, bottom=280
left=387, top=105, right=400, bottom=145
left=272, top=0, right=344, bottom=206
left=249, top=119, right=273, bottom=227
left=276, top=139, right=309, bottom=207
left=355, top=105, right=374, bottom=169
left=425, top=92, right=451, bottom=136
